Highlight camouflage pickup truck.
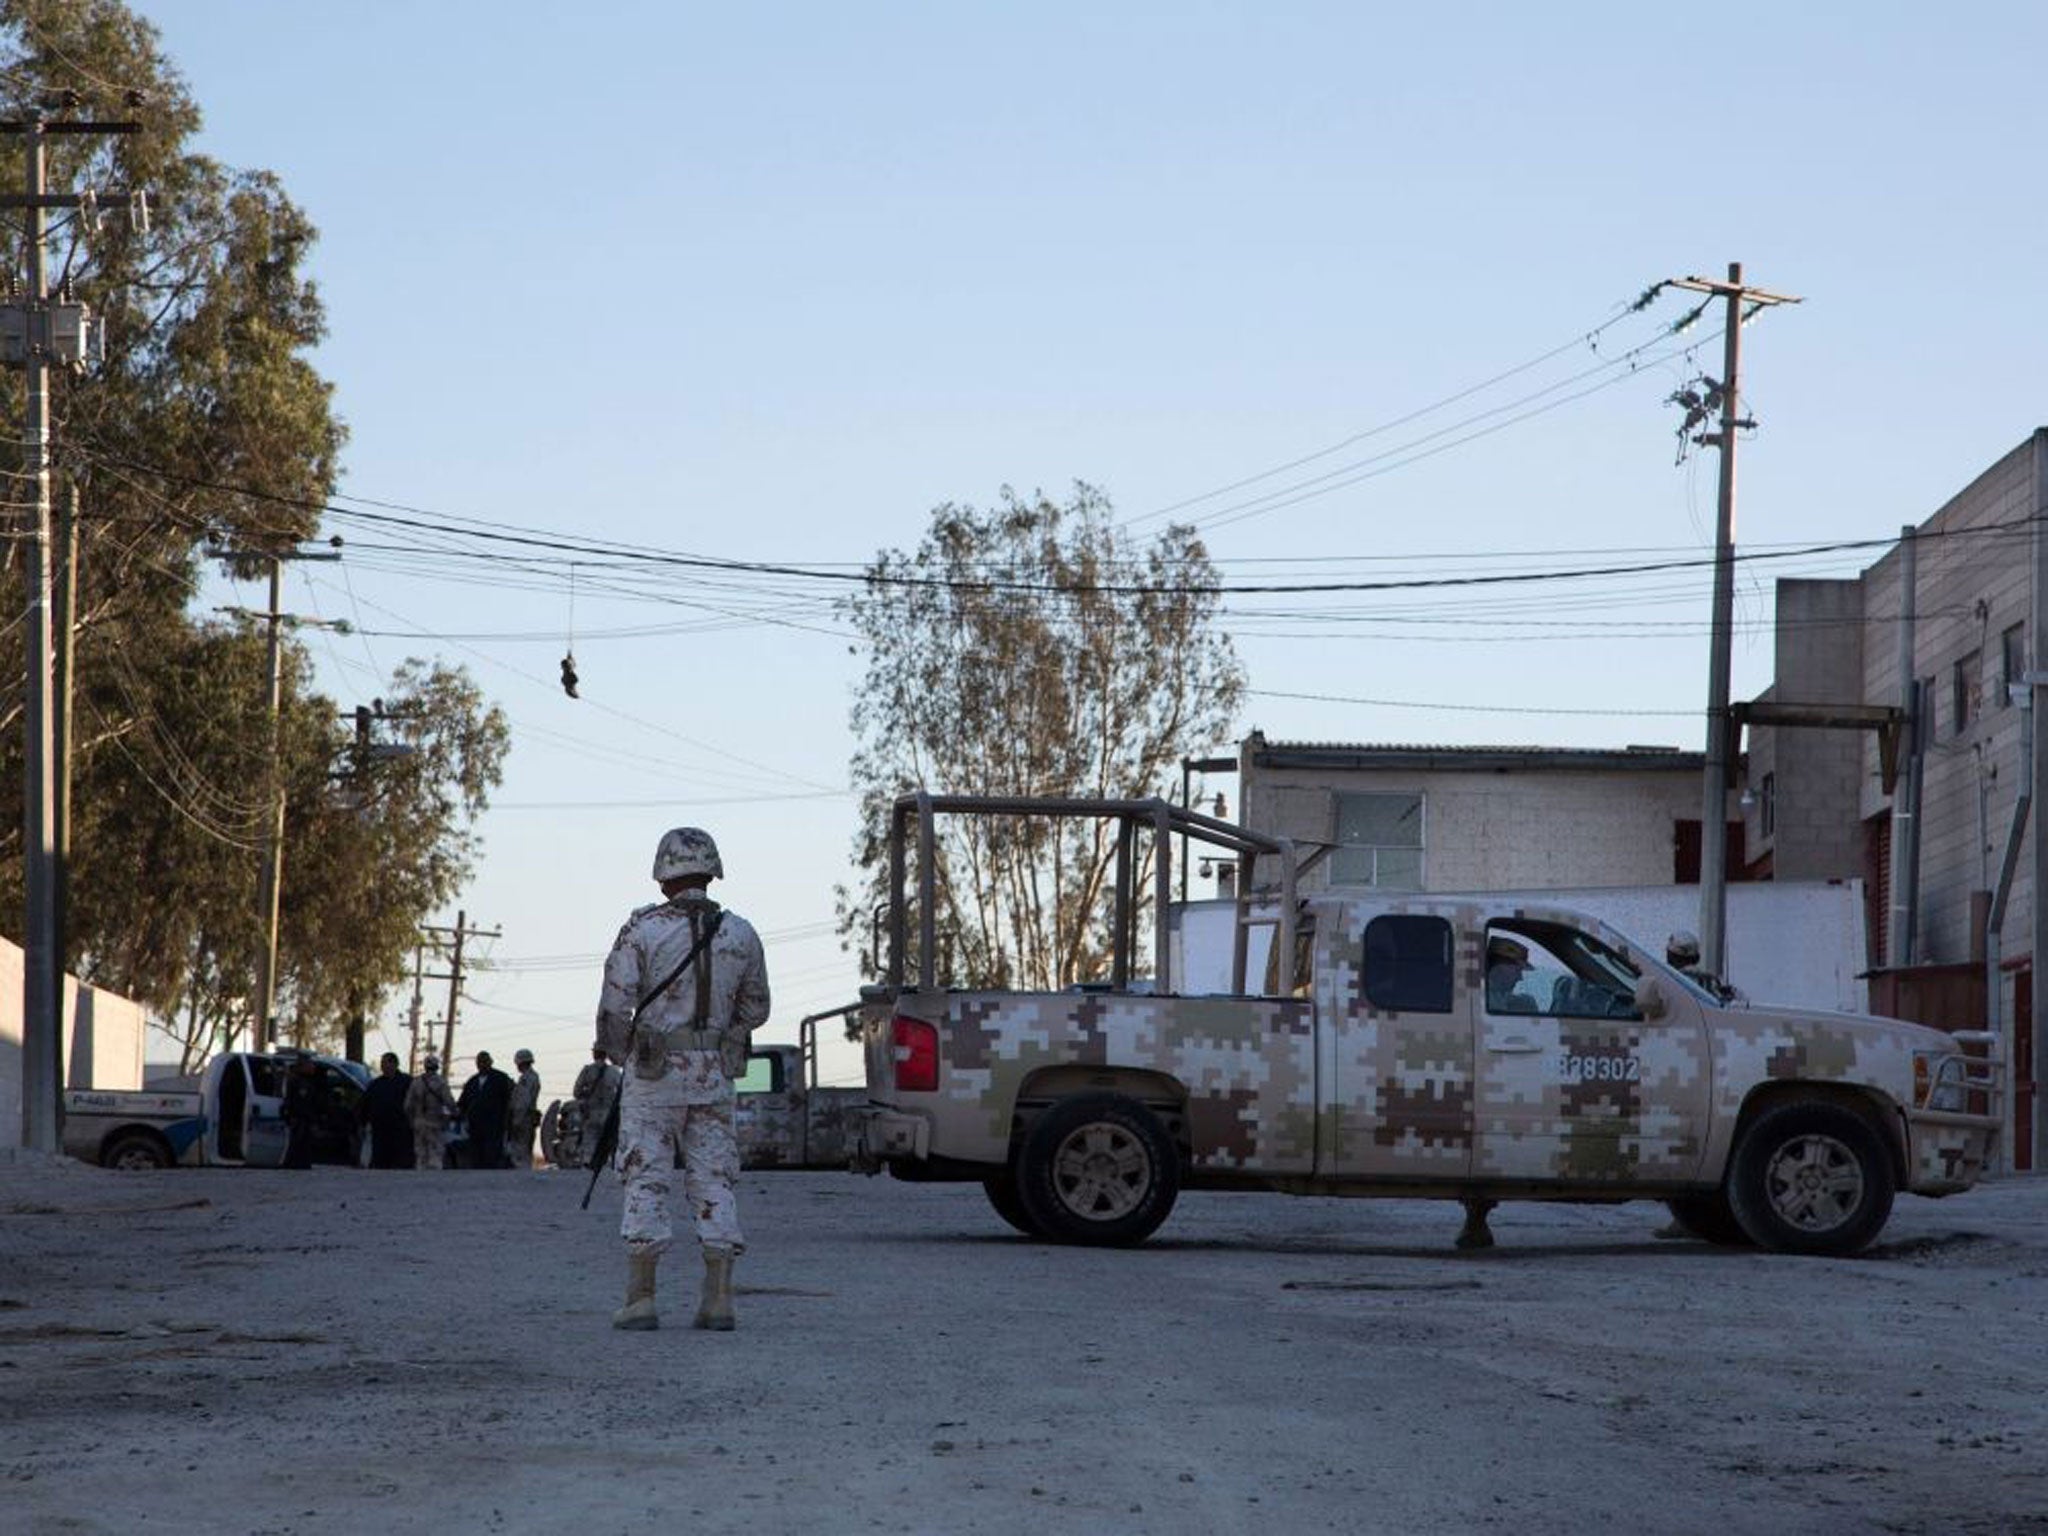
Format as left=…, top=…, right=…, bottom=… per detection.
left=850, top=794, right=2004, bottom=1256
left=544, top=1011, right=864, bottom=1171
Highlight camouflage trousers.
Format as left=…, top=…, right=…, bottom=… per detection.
left=412, top=1124, right=446, bottom=1170
left=617, top=1086, right=744, bottom=1257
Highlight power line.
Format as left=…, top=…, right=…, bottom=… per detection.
left=73, top=441, right=2048, bottom=609
left=1155, top=326, right=1716, bottom=535
left=1129, top=283, right=1673, bottom=526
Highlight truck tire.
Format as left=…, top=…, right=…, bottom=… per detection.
left=1013, top=1093, right=1179, bottom=1247
left=982, top=1172, right=1041, bottom=1237
left=102, top=1131, right=172, bottom=1170
left=1663, top=1190, right=1751, bottom=1246
left=1726, top=1099, right=1895, bottom=1256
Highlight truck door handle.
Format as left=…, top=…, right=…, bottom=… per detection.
left=1489, top=1038, right=1543, bottom=1054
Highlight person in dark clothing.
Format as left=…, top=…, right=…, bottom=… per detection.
left=281, top=1057, right=327, bottom=1170
left=359, top=1052, right=416, bottom=1169
left=456, top=1050, right=514, bottom=1169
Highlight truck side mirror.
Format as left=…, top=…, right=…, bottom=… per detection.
left=1633, top=977, right=1667, bottom=1020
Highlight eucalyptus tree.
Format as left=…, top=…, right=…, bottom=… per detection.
left=839, top=485, right=1242, bottom=991
left=0, top=2, right=508, bottom=1059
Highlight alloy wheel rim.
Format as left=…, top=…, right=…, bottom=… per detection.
left=1050, top=1122, right=1149, bottom=1221
left=1762, top=1132, right=1864, bottom=1232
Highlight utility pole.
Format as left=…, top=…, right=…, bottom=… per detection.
left=253, top=555, right=285, bottom=1049
left=405, top=941, right=426, bottom=1072
left=210, top=539, right=343, bottom=1050
left=1, top=100, right=141, bottom=1152
left=53, top=480, right=77, bottom=978
left=421, top=910, right=500, bottom=1067
left=1666, top=263, right=1801, bottom=981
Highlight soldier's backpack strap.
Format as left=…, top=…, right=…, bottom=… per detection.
left=635, top=906, right=725, bottom=1019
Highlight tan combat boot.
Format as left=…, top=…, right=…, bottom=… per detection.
left=612, top=1248, right=660, bottom=1331
left=693, top=1246, right=736, bottom=1331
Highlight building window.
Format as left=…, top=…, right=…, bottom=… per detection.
left=2003, top=622, right=2026, bottom=708
left=1953, top=651, right=1981, bottom=737
left=1330, top=792, right=1423, bottom=888
left=1759, top=772, right=1775, bottom=839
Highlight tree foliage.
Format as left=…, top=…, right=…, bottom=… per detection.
left=838, top=485, right=1243, bottom=991
left=0, top=2, right=510, bottom=1063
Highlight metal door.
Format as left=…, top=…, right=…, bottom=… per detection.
left=1473, top=918, right=1711, bottom=1185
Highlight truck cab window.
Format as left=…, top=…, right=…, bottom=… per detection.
left=1485, top=921, right=1643, bottom=1021
left=735, top=1052, right=784, bottom=1095
left=1363, top=914, right=1454, bottom=1013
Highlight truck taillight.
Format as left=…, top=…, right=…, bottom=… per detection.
left=891, top=1016, right=939, bottom=1092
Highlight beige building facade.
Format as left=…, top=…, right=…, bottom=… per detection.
left=1742, top=429, right=2046, bottom=1168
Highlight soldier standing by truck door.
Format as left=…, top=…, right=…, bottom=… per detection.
left=281, top=1056, right=326, bottom=1169
left=405, top=1054, right=457, bottom=1170
left=595, top=826, right=770, bottom=1332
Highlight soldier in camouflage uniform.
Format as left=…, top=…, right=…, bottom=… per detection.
left=507, top=1049, right=542, bottom=1167
left=596, top=827, right=770, bottom=1332
left=571, top=1045, right=621, bottom=1161
left=404, top=1054, right=457, bottom=1171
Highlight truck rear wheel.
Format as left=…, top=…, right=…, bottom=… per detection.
left=1014, top=1093, right=1179, bottom=1247
left=102, top=1131, right=172, bottom=1170
left=1726, top=1100, right=1895, bottom=1256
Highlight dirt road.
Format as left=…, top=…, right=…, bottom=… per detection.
left=2, top=1159, right=2044, bottom=1535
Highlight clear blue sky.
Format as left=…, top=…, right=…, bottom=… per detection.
left=133, top=1, right=2048, bottom=1094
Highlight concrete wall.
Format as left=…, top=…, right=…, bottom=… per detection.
left=1746, top=579, right=1868, bottom=881
left=1242, top=764, right=1701, bottom=894
left=0, top=937, right=148, bottom=1140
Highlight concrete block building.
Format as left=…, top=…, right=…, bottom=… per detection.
left=1742, top=429, right=2046, bottom=1168
left=1235, top=734, right=1724, bottom=894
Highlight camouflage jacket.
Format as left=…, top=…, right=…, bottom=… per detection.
left=403, top=1070, right=455, bottom=1128
left=509, top=1067, right=542, bottom=1128
left=594, top=894, right=770, bottom=1077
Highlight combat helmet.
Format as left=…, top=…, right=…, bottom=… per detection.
left=1667, top=930, right=1702, bottom=967
left=652, top=826, right=722, bottom=882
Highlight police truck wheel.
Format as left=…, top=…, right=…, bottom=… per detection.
left=1663, top=1190, right=1751, bottom=1246
left=1726, top=1100, right=1895, bottom=1256
left=102, top=1132, right=171, bottom=1170
left=1014, top=1093, right=1179, bottom=1247
left=982, top=1171, right=1041, bottom=1237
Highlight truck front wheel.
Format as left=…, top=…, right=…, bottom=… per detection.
left=982, top=1171, right=1041, bottom=1237
left=1663, top=1191, right=1751, bottom=1246
left=102, top=1131, right=173, bottom=1170
left=1014, top=1093, right=1179, bottom=1247
left=1726, top=1100, right=1895, bottom=1256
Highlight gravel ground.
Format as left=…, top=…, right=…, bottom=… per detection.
left=2, top=1159, right=2045, bottom=1535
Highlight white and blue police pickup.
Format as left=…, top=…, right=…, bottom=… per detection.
left=61, top=1050, right=370, bottom=1169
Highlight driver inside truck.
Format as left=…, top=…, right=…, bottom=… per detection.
left=1485, top=936, right=1537, bottom=1013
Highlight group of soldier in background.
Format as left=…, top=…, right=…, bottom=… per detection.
left=323, top=1044, right=559, bottom=1171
